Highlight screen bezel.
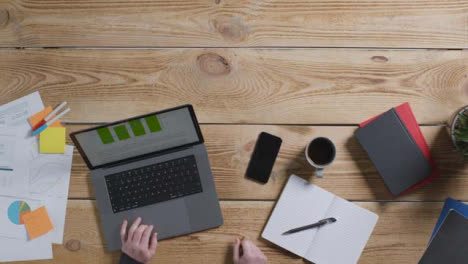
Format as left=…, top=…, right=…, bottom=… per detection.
left=70, top=104, right=204, bottom=170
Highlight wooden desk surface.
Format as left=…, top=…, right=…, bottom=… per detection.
left=1, top=1, right=467, bottom=263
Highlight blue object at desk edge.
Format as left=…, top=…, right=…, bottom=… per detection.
left=430, top=198, right=468, bottom=241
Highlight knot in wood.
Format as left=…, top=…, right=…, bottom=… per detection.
left=65, top=239, right=81, bottom=252
left=197, top=53, right=231, bottom=76
left=371, top=56, right=389, bottom=63
left=217, top=22, right=244, bottom=41
left=0, top=10, right=9, bottom=27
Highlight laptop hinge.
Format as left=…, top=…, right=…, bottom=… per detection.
left=101, top=145, right=194, bottom=170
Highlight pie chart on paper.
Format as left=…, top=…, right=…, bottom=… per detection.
left=7, top=200, right=31, bottom=225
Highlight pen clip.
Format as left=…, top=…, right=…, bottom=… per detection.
left=318, top=217, right=337, bottom=225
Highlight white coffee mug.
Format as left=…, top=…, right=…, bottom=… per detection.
left=305, top=137, right=336, bottom=178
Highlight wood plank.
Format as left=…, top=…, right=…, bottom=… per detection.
left=0, top=0, right=466, bottom=48
left=66, top=124, right=468, bottom=201
left=9, top=200, right=445, bottom=264
left=1, top=49, right=467, bottom=124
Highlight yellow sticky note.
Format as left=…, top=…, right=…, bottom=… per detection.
left=22, top=206, right=54, bottom=240
left=40, top=127, right=66, bottom=154
left=29, top=106, right=63, bottom=128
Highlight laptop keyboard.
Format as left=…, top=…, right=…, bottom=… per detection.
left=105, top=155, right=203, bottom=213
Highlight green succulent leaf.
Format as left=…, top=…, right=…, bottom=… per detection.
left=460, top=143, right=468, bottom=151
left=452, top=110, right=468, bottom=156
left=462, top=149, right=468, bottom=157
left=455, top=135, right=468, bottom=142
left=458, top=113, right=468, bottom=127
left=457, top=142, right=468, bottom=156
left=454, top=128, right=468, bottom=135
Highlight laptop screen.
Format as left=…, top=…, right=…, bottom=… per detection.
left=72, top=106, right=202, bottom=169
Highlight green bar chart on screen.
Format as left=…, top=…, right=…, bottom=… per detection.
left=130, top=119, right=146, bottom=136
left=114, top=125, right=131, bottom=140
left=145, top=116, right=162, bottom=132
left=97, top=127, right=115, bottom=144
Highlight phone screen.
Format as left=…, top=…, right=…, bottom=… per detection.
left=246, top=132, right=282, bottom=184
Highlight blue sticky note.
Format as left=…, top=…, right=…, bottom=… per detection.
left=431, top=198, right=468, bottom=240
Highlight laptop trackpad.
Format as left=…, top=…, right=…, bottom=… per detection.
left=131, top=200, right=190, bottom=239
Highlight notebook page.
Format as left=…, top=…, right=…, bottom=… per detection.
left=305, top=196, right=378, bottom=264
left=262, top=175, right=334, bottom=257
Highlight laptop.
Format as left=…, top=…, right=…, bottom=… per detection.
left=70, top=105, right=223, bottom=251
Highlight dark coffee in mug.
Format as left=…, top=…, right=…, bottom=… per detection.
left=306, top=137, right=336, bottom=165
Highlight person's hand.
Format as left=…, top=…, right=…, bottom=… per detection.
left=233, top=238, right=267, bottom=264
left=120, top=217, right=158, bottom=264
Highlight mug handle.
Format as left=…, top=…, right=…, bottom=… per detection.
left=316, top=168, right=324, bottom=178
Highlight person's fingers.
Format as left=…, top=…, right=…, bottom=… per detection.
left=250, top=241, right=262, bottom=254
left=251, top=241, right=265, bottom=257
left=140, top=225, right=154, bottom=246
left=241, top=238, right=254, bottom=255
left=128, top=217, right=142, bottom=242
left=149, top=232, right=158, bottom=254
left=120, top=219, right=128, bottom=244
left=132, top=225, right=147, bottom=243
left=233, top=238, right=240, bottom=263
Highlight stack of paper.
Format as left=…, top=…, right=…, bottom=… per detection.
left=0, top=92, right=74, bottom=262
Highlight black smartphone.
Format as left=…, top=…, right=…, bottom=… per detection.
left=246, top=132, right=282, bottom=184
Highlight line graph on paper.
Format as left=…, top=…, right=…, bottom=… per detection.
left=29, top=162, right=67, bottom=196
left=27, top=144, right=72, bottom=198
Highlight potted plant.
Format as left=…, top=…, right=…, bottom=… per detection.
left=451, top=106, right=468, bottom=158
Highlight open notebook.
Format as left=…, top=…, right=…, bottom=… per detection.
left=262, top=175, right=378, bottom=264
